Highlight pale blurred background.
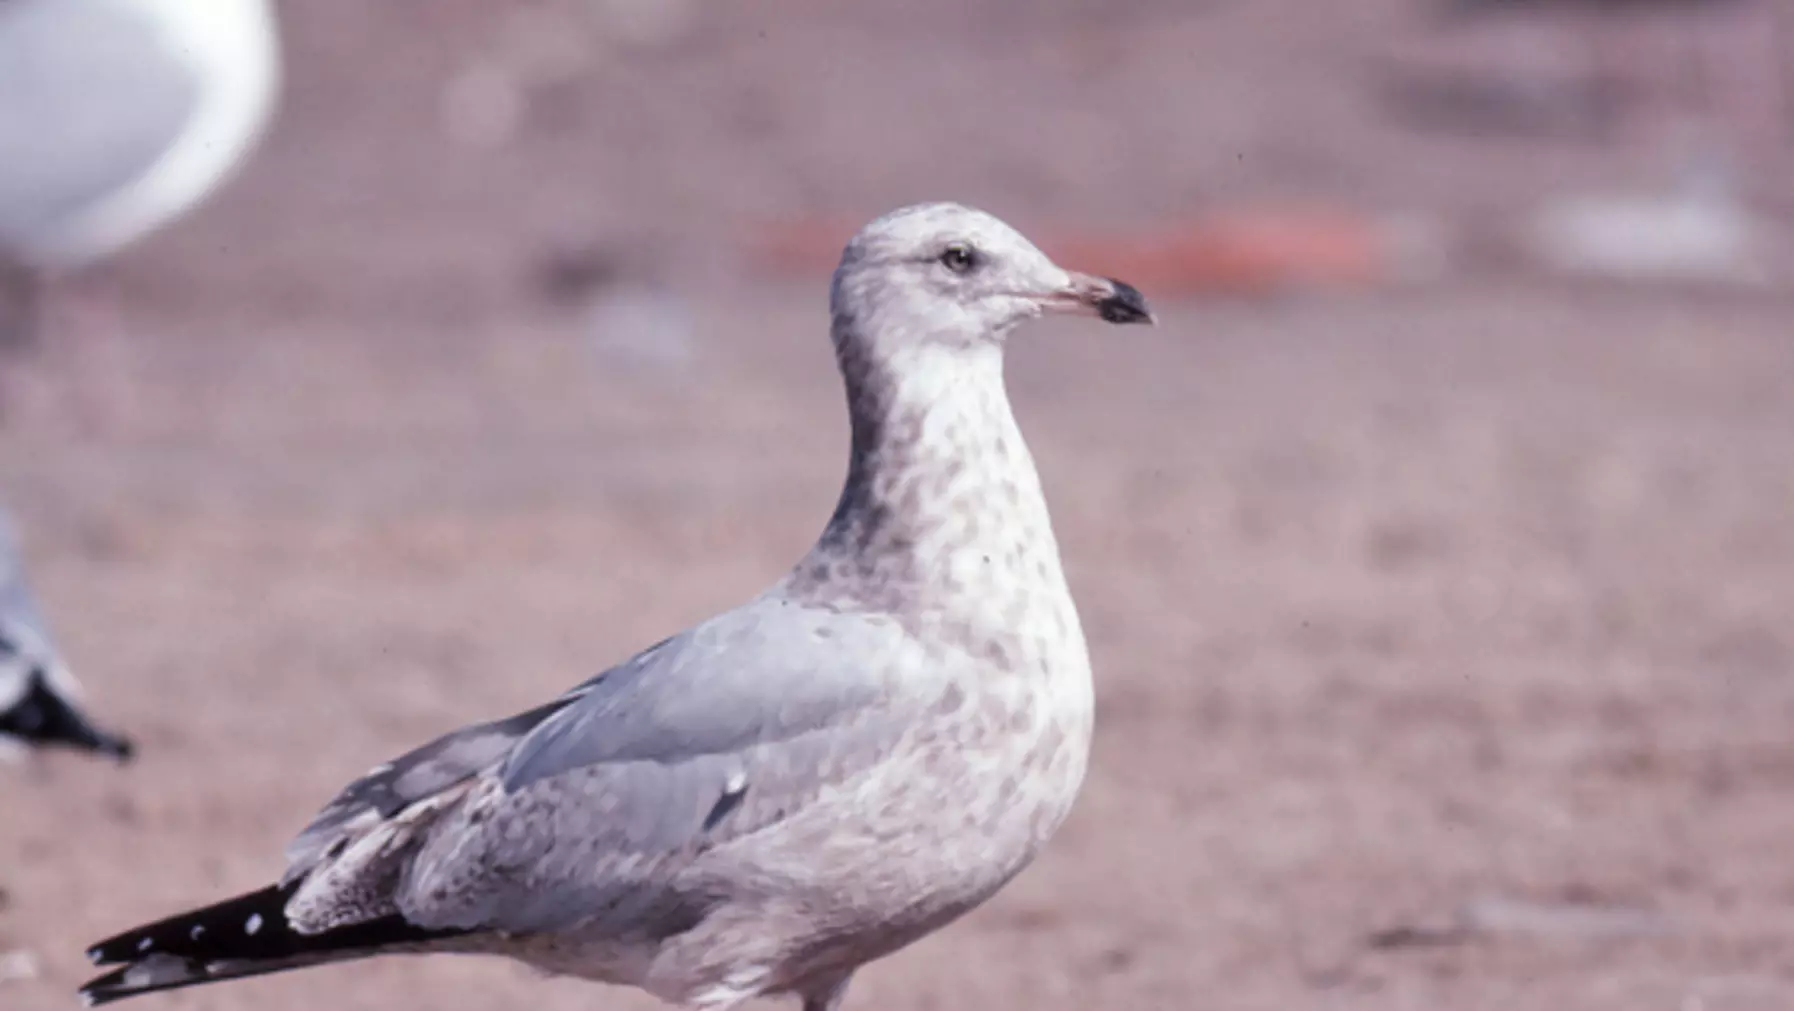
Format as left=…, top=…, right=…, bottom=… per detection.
left=3, top=2, right=1794, bottom=1009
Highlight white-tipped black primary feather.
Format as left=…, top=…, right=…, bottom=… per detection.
left=78, top=883, right=470, bottom=1006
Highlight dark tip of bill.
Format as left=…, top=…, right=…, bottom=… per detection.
left=1097, top=279, right=1154, bottom=325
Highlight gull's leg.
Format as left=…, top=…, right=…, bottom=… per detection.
left=0, top=258, right=42, bottom=424
left=0, top=258, right=40, bottom=353
left=799, top=971, right=853, bottom=1011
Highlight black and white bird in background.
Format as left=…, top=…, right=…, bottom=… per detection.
left=0, top=514, right=132, bottom=762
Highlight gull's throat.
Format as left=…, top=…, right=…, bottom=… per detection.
left=793, top=328, right=1064, bottom=609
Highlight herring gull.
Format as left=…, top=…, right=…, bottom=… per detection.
left=78, top=202, right=1155, bottom=1010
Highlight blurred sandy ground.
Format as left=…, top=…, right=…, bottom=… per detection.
left=4, top=1, right=1794, bottom=1009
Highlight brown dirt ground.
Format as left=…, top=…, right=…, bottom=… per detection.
left=5, top=2, right=1794, bottom=1010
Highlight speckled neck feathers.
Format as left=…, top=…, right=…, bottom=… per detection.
left=784, top=315, right=1069, bottom=613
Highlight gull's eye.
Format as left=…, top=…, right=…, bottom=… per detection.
left=939, top=243, right=979, bottom=274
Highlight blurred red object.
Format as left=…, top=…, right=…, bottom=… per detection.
left=747, top=206, right=1414, bottom=296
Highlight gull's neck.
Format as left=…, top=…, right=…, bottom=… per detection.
left=785, top=323, right=1071, bottom=612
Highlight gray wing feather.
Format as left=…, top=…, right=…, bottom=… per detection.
left=407, top=720, right=901, bottom=935
left=281, top=699, right=575, bottom=884
left=397, top=607, right=916, bottom=934
left=0, top=0, right=200, bottom=251
left=500, top=615, right=895, bottom=788
left=285, top=603, right=922, bottom=938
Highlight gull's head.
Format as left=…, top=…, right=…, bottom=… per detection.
left=830, top=203, right=1154, bottom=355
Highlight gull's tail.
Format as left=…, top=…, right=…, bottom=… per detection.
left=79, top=883, right=469, bottom=1006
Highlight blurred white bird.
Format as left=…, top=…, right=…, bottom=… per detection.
left=0, top=514, right=132, bottom=762
left=0, top=0, right=281, bottom=345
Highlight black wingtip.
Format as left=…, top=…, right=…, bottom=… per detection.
left=78, top=968, right=125, bottom=1007
left=0, top=668, right=135, bottom=762
left=73, top=724, right=134, bottom=763
left=94, top=732, right=135, bottom=763
left=84, top=884, right=294, bottom=969
left=80, top=883, right=475, bottom=1004
left=79, top=884, right=311, bottom=1005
